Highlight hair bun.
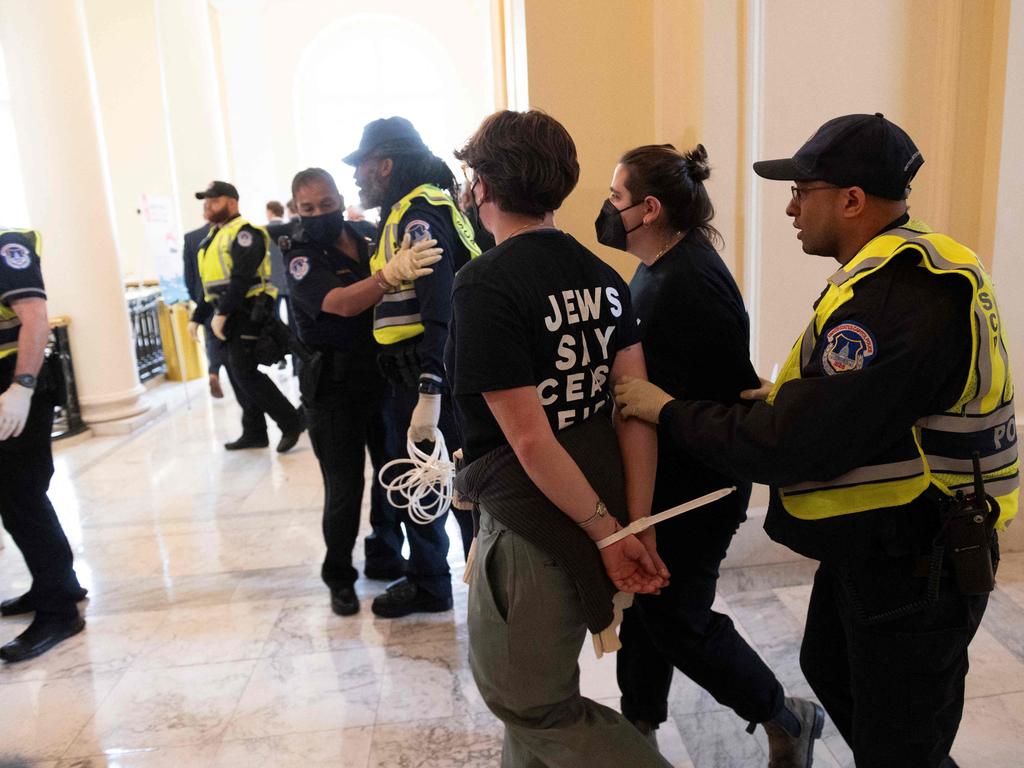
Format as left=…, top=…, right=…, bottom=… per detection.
left=684, top=144, right=711, bottom=182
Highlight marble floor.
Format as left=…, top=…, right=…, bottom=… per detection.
left=1, top=371, right=1023, bottom=767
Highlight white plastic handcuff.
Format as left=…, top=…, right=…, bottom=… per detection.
left=595, top=486, right=737, bottom=549
left=378, top=428, right=456, bottom=525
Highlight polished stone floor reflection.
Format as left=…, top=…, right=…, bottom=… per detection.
left=0, top=373, right=1022, bottom=767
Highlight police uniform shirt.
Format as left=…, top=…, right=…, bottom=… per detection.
left=284, top=224, right=376, bottom=358
left=397, top=198, right=474, bottom=385
left=191, top=216, right=268, bottom=324
left=447, top=230, right=639, bottom=463
left=657, top=215, right=973, bottom=561
left=0, top=231, right=46, bottom=354
left=630, top=230, right=760, bottom=508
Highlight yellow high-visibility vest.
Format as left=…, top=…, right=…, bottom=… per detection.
left=369, top=184, right=480, bottom=345
left=0, top=228, right=42, bottom=361
left=198, top=217, right=276, bottom=303
left=767, top=220, right=1018, bottom=529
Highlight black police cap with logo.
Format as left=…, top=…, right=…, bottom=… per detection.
left=343, top=117, right=429, bottom=166
left=753, top=113, right=924, bottom=200
left=195, top=180, right=239, bottom=200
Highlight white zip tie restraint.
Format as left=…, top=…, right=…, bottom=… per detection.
left=596, top=486, right=737, bottom=549
left=378, top=428, right=456, bottom=525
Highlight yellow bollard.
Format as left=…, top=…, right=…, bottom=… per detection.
left=158, top=301, right=204, bottom=381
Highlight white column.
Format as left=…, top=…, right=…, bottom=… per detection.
left=208, top=0, right=277, bottom=212
left=155, top=0, right=231, bottom=232
left=0, top=0, right=146, bottom=424
left=81, top=0, right=180, bottom=280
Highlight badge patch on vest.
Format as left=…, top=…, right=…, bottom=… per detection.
left=0, top=243, right=31, bottom=270
left=236, top=230, right=253, bottom=248
left=822, top=322, right=876, bottom=374
left=404, top=219, right=432, bottom=243
left=289, top=256, right=309, bottom=281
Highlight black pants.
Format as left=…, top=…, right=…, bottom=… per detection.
left=0, top=357, right=83, bottom=619
left=372, top=379, right=461, bottom=600
left=305, top=378, right=388, bottom=589
left=801, top=559, right=988, bottom=768
left=225, top=317, right=300, bottom=439
left=617, top=488, right=783, bottom=726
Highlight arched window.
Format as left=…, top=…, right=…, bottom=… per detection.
left=293, top=10, right=495, bottom=212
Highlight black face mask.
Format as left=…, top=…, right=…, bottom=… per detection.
left=301, top=209, right=345, bottom=245
left=594, top=199, right=643, bottom=251
left=466, top=179, right=494, bottom=248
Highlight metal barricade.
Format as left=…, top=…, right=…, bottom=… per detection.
left=49, top=317, right=86, bottom=440
left=126, top=286, right=166, bottom=382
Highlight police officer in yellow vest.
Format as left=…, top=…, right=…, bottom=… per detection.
left=345, top=118, right=481, bottom=617
left=188, top=181, right=303, bottom=452
left=614, top=114, right=1017, bottom=768
left=0, top=229, right=87, bottom=663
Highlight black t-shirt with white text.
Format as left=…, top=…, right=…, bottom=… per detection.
left=446, top=230, right=640, bottom=462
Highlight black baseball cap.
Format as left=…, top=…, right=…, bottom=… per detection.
left=753, top=113, right=923, bottom=200
left=342, top=117, right=429, bottom=166
left=195, top=180, right=239, bottom=200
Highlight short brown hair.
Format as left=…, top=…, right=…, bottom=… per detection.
left=266, top=200, right=284, bottom=217
left=455, top=110, right=579, bottom=217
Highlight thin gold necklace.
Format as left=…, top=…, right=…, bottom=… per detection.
left=651, top=231, right=683, bottom=263
left=506, top=221, right=551, bottom=240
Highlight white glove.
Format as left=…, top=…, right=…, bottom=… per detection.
left=211, top=314, right=228, bottom=341
left=409, top=392, right=441, bottom=443
left=0, top=383, right=33, bottom=441
left=187, top=321, right=200, bottom=341
left=380, top=234, right=443, bottom=287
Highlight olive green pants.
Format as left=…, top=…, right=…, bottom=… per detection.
left=468, top=512, right=672, bottom=768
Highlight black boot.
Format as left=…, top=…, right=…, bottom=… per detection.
left=752, top=696, right=824, bottom=768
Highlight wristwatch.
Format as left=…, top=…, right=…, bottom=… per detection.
left=14, top=373, right=36, bottom=390
left=418, top=380, right=442, bottom=395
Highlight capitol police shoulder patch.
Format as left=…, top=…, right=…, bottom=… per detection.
left=404, top=219, right=432, bottom=243
left=289, top=256, right=310, bottom=281
left=236, top=230, right=254, bottom=248
left=0, top=242, right=32, bottom=270
left=821, top=322, right=877, bottom=374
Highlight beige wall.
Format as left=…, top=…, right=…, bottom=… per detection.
left=522, top=0, right=656, bottom=279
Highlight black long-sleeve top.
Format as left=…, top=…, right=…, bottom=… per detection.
left=630, top=230, right=760, bottom=511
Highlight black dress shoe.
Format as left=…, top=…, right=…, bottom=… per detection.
left=1, top=588, right=88, bottom=617
left=276, top=424, right=305, bottom=453
left=370, top=578, right=452, bottom=619
left=364, top=560, right=408, bottom=581
left=224, top=434, right=269, bottom=450
left=0, top=615, right=86, bottom=663
left=330, top=585, right=359, bottom=616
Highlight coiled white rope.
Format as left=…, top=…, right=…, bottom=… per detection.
left=377, top=428, right=456, bottom=525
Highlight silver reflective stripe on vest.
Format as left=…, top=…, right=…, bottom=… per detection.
left=799, top=317, right=817, bottom=368
left=925, top=444, right=1018, bottom=474
left=0, top=317, right=20, bottom=331
left=946, top=475, right=1020, bottom=497
left=0, top=340, right=16, bottom=352
left=828, top=256, right=888, bottom=287
left=375, top=313, right=423, bottom=329
left=904, top=235, right=1005, bottom=414
left=783, top=457, right=926, bottom=495
left=380, top=289, right=417, bottom=303
left=917, top=401, right=1016, bottom=433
